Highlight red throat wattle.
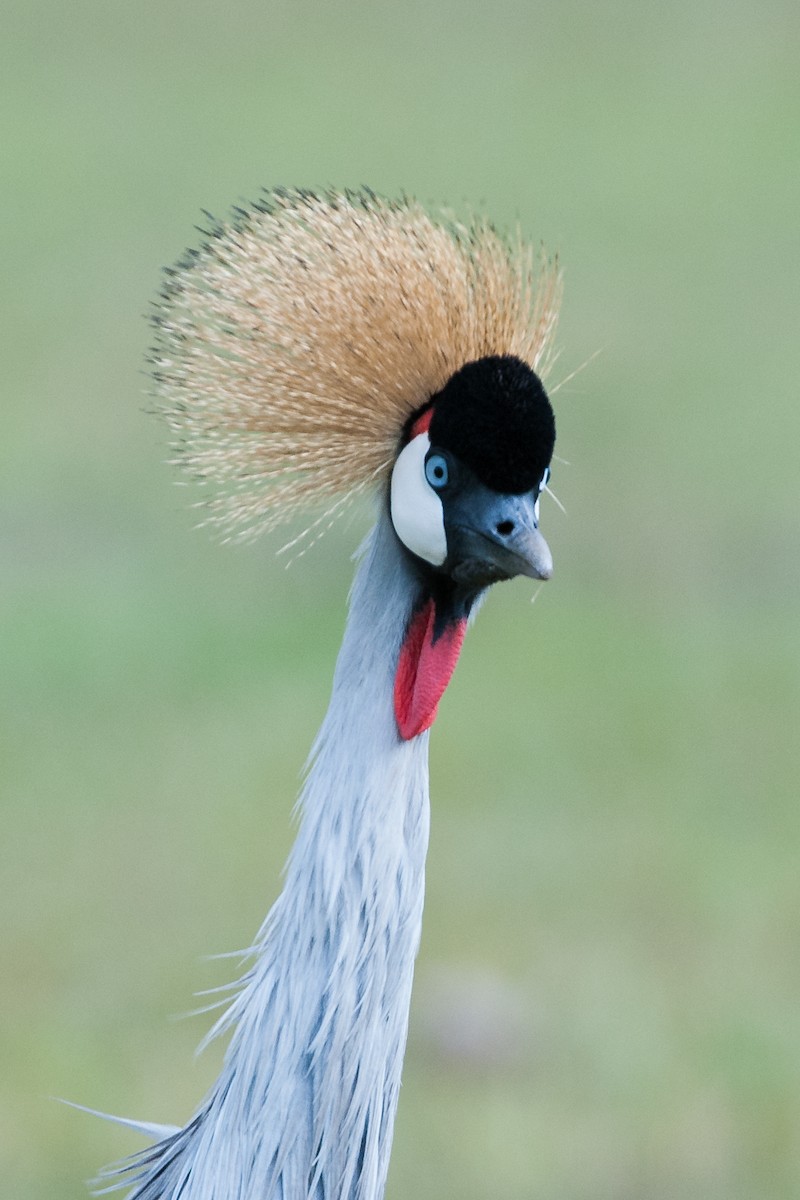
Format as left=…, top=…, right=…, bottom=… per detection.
left=394, top=600, right=467, bottom=740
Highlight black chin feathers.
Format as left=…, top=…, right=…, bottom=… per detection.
left=426, top=355, right=555, bottom=494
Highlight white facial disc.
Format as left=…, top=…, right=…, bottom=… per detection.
left=390, top=432, right=447, bottom=566
left=534, top=465, right=550, bottom=523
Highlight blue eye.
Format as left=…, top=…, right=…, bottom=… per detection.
left=425, top=452, right=449, bottom=490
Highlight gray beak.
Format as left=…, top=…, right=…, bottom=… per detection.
left=444, top=485, right=553, bottom=587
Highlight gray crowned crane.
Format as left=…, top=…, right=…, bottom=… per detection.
left=99, top=188, right=562, bottom=1200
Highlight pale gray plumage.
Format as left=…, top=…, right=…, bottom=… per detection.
left=104, top=514, right=430, bottom=1199
left=89, top=188, right=561, bottom=1200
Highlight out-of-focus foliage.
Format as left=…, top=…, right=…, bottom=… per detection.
left=2, top=1, right=798, bottom=1197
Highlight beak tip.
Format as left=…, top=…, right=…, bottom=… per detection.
left=523, top=528, right=553, bottom=582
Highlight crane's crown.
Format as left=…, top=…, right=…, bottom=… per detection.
left=414, top=355, right=555, bottom=496
left=151, top=187, right=561, bottom=544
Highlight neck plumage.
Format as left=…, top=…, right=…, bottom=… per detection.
left=120, top=512, right=430, bottom=1200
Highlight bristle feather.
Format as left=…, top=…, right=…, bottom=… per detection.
left=151, top=187, right=561, bottom=540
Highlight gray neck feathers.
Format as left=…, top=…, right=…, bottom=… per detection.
left=120, top=511, right=430, bottom=1200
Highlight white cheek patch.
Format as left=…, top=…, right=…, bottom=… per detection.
left=390, top=433, right=447, bottom=566
left=534, top=465, right=550, bottom=524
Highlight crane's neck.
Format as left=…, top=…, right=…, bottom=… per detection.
left=152, top=512, right=434, bottom=1200
left=291, top=504, right=432, bottom=882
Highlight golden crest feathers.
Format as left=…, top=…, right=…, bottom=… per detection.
left=151, top=187, right=561, bottom=541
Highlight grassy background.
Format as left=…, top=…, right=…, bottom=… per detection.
left=3, top=0, right=799, bottom=1196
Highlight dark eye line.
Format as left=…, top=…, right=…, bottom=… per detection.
left=424, top=449, right=551, bottom=499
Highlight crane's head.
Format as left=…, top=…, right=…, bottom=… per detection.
left=388, top=354, right=556, bottom=740
left=390, top=354, right=554, bottom=593
left=150, top=188, right=563, bottom=740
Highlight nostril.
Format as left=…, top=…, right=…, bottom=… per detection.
left=496, top=520, right=514, bottom=537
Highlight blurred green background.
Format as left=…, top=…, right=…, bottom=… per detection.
left=3, top=0, right=799, bottom=1196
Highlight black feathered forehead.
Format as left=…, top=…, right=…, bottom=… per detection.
left=425, top=356, right=555, bottom=494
